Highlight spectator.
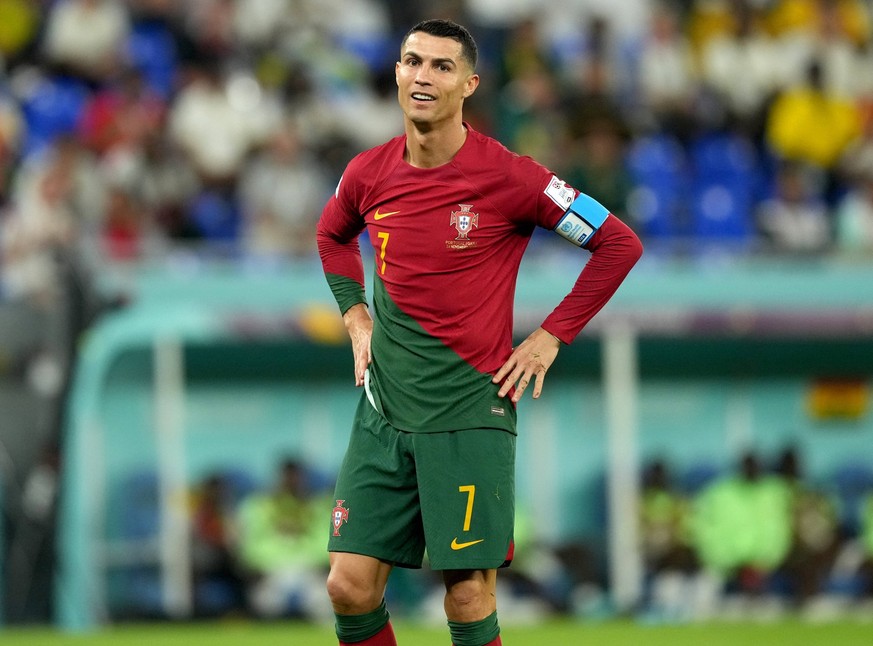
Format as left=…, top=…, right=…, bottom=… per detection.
left=635, top=1, right=699, bottom=140
left=765, top=58, right=862, bottom=179
left=78, top=67, right=166, bottom=157
left=773, top=447, right=841, bottom=609
left=2, top=135, right=104, bottom=303
left=689, top=452, right=794, bottom=600
left=189, top=472, right=248, bottom=617
left=561, top=115, right=633, bottom=225
left=639, top=459, right=720, bottom=622
left=168, top=62, right=277, bottom=186
left=0, top=91, right=24, bottom=204
left=99, top=184, right=151, bottom=261
left=41, top=0, right=131, bottom=85
left=0, top=0, right=40, bottom=69
left=235, top=458, right=331, bottom=620
left=834, top=162, right=873, bottom=255
left=859, top=490, right=873, bottom=602
left=640, top=460, right=697, bottom=576
left=119, top=130, right=200, bottom=241
left=755, top=159, right=832, bottom=253
left=239, top=118, right=332, bottom=259
left=698, top=2, right=784, bottom=139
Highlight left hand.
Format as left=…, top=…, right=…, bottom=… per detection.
left=492, top=327, right=561, bottom=402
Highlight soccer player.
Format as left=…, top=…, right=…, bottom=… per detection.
left=316, top=19, right=643, bottom=646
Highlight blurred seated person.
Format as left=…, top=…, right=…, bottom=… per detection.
left=189, top=472, right=247, bottom=616
left=765, top=58, right=862, bottom=196
left=236, top=457, right=331, bottom=620
left=640, top=459, right=722, bottom=622
left=641, top=459, right=697, bottom=576
left=835, top=162, right=873, bottom=255
left=689, top=451, right=794, bottom=597
left=755, top=160, right=832, bottom=254
left=772, top=447, right=841, bottom=608
left=859, top=490, right=873, bottom=601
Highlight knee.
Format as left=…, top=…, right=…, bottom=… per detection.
left=444, top=577, right=494, bottom=622
left=326, top=566, right=383, bottom=615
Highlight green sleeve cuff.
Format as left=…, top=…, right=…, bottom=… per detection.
left=325, top=273, right=367, bottom=315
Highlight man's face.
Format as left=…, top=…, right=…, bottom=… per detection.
left=395, top=32, right=479, bottom=128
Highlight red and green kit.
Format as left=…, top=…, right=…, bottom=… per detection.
left=318, top=124, right=641, bottom=433
left=317, top=124, right=642, bottom=569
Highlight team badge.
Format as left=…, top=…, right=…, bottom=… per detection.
left=450, top=204, right=479, bottom=240
left=332, top=499, right=349, bottom=536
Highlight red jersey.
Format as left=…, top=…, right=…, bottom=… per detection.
left=317, top=125, right=642, bottom=433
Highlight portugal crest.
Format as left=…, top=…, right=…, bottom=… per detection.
left=332, top=500, right=349, bottom=536
left=450, top=204, right=479, bottom=240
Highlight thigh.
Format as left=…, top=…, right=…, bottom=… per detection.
left=414, top=429, right=516, bottom=570
left=328, top=395, right=426, bottom=568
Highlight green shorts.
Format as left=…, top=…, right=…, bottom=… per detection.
left=328, top=394, right=516, bottom=570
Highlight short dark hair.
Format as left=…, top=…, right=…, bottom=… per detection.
left=402, top=19, right=478, bottom=72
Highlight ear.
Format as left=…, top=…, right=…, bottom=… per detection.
left=395, top=61, right=401, bottom=86
left=463, top=73, right=480, bottom=99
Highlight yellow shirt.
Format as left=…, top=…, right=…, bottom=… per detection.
left=767, top=87, right=862, bottom=168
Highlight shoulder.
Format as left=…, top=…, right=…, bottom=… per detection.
left=337, top=135, right=404, bottom=201
left=462, top=125, right=554, bottom=181
left=346, top=134, right=405, bottom=177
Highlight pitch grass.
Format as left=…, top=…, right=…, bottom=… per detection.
left=2, top=618, right=873, bottom=646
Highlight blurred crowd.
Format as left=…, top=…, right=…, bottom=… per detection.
left=173, top=446, right=873, bottom=624
left=1, top=0, right=873, bottom=305
left=637, top=447, right=873, bottom=622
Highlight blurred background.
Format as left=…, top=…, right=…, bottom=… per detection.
left=1, top=0, right=873, bottom=634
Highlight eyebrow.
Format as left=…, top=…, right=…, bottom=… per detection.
left=403, top=50, right=458, bottom=68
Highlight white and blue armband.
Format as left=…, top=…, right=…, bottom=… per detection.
left=553, top=193, right=610, bottom=247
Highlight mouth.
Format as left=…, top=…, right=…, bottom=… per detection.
left=411, top=92, right=436, bottom=103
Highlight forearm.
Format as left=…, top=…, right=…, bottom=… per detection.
left=542, top=215, right=643, bottom=343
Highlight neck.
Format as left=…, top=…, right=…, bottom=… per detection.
left=404, top=120, right=468, bottom=169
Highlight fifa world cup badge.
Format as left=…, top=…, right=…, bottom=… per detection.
left=332, top=500, right=350, bottom=536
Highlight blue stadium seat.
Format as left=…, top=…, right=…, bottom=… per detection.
left=126, top=21, right=178, bottom=99
left=20, top=76, right=89, bottom=157
left=117, top=469, right=161, bottom=540
left=679, top=461, right=722, bottom=495
left=830, top=461, right=873, bottom=537
left=626, top=133, right=688, bottom=239
left=687, top=133, right=760, bottom=244
left=187, top=189, right=242, bottom=242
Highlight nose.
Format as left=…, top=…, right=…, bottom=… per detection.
left=414, top=64, right=433, bottom=85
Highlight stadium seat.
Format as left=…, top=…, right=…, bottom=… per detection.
left=117, top=469, right=161, bottom=540
left=679, top=461, right=722, bottom=495
left=687, top=133, right=760, bottom=244
left=626, top=133, right=689, bottom=239
left=830, top=461, right=873, bottom=537
left=187, top=189, right=242, bottom=243
left=19, top=75, right=89, bottom=157
left=126, top=21, right=179, bottom=99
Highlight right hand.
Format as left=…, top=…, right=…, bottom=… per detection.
left=342, top=303, right=373, bottom=387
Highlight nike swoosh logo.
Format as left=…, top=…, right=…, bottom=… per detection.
left=373, top=209, right=400, bottom=220
left=450, top=537, right=485, bottom=551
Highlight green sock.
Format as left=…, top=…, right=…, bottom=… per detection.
left=447, top=610, right=500, bottom=646
left=335, top=598, right=390, bottom=643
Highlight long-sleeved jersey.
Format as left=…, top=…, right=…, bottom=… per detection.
left=317, top=124, right=642, bottom=434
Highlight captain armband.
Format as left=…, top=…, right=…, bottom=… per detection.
left=553, top=193, right=610, bottom=247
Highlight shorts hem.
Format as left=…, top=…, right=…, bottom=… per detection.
left=428, top=558, right=513, bottom=571
left=328, top=544, right=423, bottom=569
